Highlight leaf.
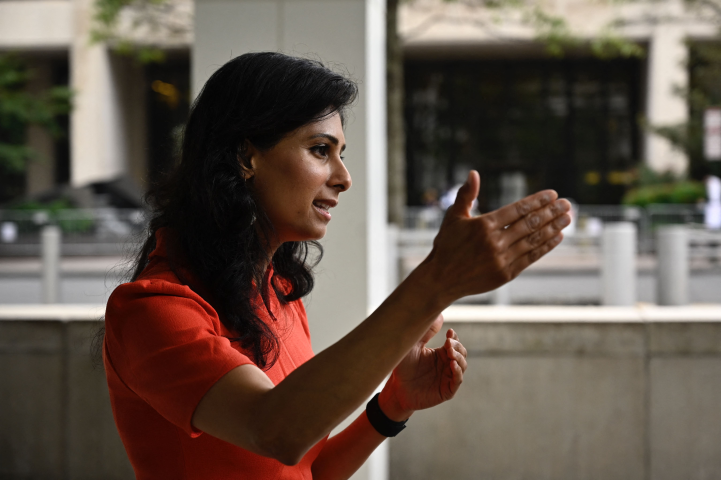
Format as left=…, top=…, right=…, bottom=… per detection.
left=0, top=54, right=73, bottom=174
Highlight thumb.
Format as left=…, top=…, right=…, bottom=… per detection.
left=447, top=171, right=480, bottom=218
left=420, top=314, right=444, bottom=344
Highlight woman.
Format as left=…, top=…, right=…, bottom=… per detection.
left=103, top=52, right=571, bottom=479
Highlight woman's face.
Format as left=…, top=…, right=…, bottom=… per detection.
left=247, top=112, right=352, bottom=246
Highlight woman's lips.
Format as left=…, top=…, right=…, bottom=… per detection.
left=313, top=202, right=332, bottom=220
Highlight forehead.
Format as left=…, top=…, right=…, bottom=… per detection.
left=295, top=112, right=344, bottom=139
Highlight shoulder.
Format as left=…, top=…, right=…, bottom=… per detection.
left=105, top=266, right=224, bottom=347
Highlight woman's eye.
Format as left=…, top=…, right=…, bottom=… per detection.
left=311, top=145, right=329, bottom=157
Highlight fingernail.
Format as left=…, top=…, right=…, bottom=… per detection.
left=557, top=215, right=571, bottom=228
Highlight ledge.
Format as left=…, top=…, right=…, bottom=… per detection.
left=0, top=304, right=105, bottom=321
left=443, top=304, right=721, bottom=323
left=1, top=303, right=720, bottom=323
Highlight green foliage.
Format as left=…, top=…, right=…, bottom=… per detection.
left=623, top=181, right=707, bottom=206
left=524, top=7, right=584, bottom=57
left=622, top=166, right=707, bottom=206
left=91, top=0, right=186, bottom=64
left=8, top=198, right=95, bottom=234
left=10, top=197, right=73, bottom=213
left=590, top=31, right=645, bottom=59
left=439, top=0, right=645, bottom=59
left=0, top=54, right=72, bottom=173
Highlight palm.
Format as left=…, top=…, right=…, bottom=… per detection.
left=385, top=316, right=466, bottom=413
left=390, top=342, right=453, bottom=411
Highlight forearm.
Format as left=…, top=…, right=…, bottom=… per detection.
left=250, top=264, right=444, bottom=461
left=195, top=177, right=569, bottom=463
left=311, top=411, right=387, bottom=480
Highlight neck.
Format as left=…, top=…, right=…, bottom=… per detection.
left=256, top=224, right=281, bottom=274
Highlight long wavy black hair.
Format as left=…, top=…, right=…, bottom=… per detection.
left=130, top=52, right=357, bottom=369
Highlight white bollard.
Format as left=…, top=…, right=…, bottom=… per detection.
left=601, top=222, right=637, bottom=306
left=656, top=225, right=689, bottom=306
left=41, top=225, right=61, bottom=304
left=493, top=283, right=511, bottom=306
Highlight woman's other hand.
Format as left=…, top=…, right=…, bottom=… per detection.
left=419, top=170, right=572, bottom=304
left=377, top=314, right=467, bottom=421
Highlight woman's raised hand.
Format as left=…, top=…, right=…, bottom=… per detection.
left=422, top=170, right=571, bottom=304
left=377, top=314, right=468, bottom=421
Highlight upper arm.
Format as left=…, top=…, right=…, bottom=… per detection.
left=104, top=282, right=256, bottom=437
left=191, top=364, right=277, bottom=454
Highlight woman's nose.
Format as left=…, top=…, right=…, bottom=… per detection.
left=332, top=159, right=352, bottom=192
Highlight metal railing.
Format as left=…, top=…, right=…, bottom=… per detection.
left=0, top=208, right=146, bottom=256
left=1, top=204, right=719, bottom=262
left=402, top=203, right=721, bottom=261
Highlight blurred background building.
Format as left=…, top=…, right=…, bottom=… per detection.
left=0, top=0, right=717, bottom=210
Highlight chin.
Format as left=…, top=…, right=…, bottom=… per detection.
left=307, top=226, right=328, bottom=241
left=288, top=227, right=327, bottom=243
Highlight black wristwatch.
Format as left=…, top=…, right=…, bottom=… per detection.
left=365, top=393, right=408, bottom=437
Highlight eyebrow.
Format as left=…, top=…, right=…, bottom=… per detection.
left=310, top=133, right=346, bottom=153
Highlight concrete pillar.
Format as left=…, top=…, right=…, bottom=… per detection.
left=601, top=222, right=637, bottom=306
left=70, top=0, right=127, bottom=186
left=493, top=284, right=511, bottom=306
left=644, top=1, right=688, bottom=175
left=41, top=225, right=61, bottom=304
left=194, top=1, right=387, bottom=479
left=656, top=225, right=689, bottom=305
left=26, top=61, right=56, bottom=195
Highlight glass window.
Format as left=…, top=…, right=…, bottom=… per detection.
left=404, top=58, right=642, bottom=209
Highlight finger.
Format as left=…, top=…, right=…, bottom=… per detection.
left=445, top=338, right=468, bottom=371
left=490, top=190, right=558, bottom=228
left=508, top=233, right=563, bottom=276
left=447, top=342, right=468, bottom=372
left=448, top=360, right=463, bottom=396
left=448, top=337, right=468, bottom=359
left=446, top=170, right=480, bottom=219
left=446, top=328, right=459, bottom=341
left=507, top=209, right=571, bottom=260
left=446, top=329, right=468, bottom=357
left=503, top=199, right=571, bottom=247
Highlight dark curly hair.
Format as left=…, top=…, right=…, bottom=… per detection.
left=130, top=52, right=358, bottom=369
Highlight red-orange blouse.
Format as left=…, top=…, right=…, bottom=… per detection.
left=104, top=229, right=326, bottom=479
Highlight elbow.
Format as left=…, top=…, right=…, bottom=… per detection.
left=255, top=433, right=307, bottom=466
left=275, top=450, right=304, bottom=467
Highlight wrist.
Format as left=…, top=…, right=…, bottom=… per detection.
left=378, top=381, right=413, bottom=422
left=406, top=259, right=455, bottom=310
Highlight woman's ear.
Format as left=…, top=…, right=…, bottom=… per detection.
left=238, top=141, right=257, bottom=180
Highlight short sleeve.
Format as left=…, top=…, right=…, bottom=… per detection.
left=104, top=279, right=255, bottom=437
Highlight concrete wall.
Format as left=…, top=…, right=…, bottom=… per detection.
left=0, top=310, right=133, bottom=479
left=390, top=306, right=721, bottom=480
left=2, top=305, right=720, bottom=479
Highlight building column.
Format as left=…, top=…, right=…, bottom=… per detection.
left=644, top=1, right=689, bottom=175
left=193, top=1, right=388, bottom=479
left=70, top=0, right=127, bottom=186
left=26, top=61, right=56, bottom=195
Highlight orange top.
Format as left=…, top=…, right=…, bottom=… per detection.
left=104, top=229, right=326, bottom=479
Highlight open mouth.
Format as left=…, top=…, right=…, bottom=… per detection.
left=313, top=201, right=333, bottom=220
